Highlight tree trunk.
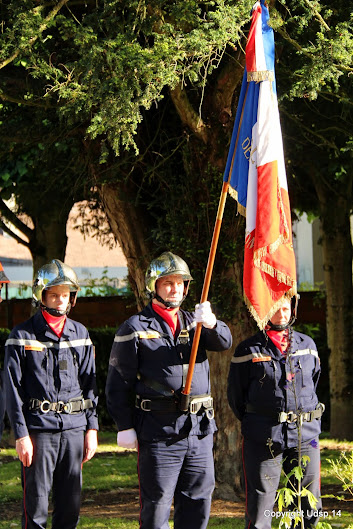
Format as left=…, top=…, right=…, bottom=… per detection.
left=99, top=182, right=152, bottom=310
left=210, top=311, right=255, bottom=500
left=31, top=211, right=69, bottom=274
left=313, top=174, right=353, bottom=439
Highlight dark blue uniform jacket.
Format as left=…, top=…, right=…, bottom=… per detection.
left=227, top=330, right=321, bottom=449
left=106, top=303, right=232, bottom=441
left=5, top=310, right=98, bottom=439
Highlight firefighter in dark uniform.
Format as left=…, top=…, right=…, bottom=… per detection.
left=106, top=251, right=232, bottom=529
left=5, top=259, right=98, bottom=529
left=227, top=295, right=324, bottom=529
left=0, top=261, right=10, bottom=442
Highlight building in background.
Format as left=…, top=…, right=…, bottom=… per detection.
left=1, top=205, right=326, bottom=299
left=0, top=203, right=128, bottom=299
left=292, top=213, right=324, bottom=290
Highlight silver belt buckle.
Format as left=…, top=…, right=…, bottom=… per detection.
left=140, top=399, right=151, bottom=412
left=286, top=411, right=297, bottom=423
left=56, top=401, right=65, bottom=413
left=40, top=400, right=51, bottom=413
left=189, top=401, right=202, bottom=414
left=63, top=401, right=73, bottom=414
left=189, top=396, right=213, bottom=414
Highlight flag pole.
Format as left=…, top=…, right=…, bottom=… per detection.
left=179, top=81, right=249, bottom=412
left=180, top=180, right=229, bottom=411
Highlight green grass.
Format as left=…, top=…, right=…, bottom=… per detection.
left=0, top=517, right=246, bottom=529
left=1, top=431, right=353, bottom=528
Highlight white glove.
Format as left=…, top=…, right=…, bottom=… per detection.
left=194, top=301, right=217, bottom=329
left=117, top=428, right=138, bottom=449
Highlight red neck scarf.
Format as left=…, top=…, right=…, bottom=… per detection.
left=42, top=309, right=66, bottom=338
left=152, top=302, right=180, bottom=336
left=266, top=329, right=288, bottom=355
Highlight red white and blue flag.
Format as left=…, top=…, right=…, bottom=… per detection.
left=223, top=0, right=297, bottom=329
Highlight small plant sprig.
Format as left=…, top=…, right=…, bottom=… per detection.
left=327, top=451, right=353, bottom=498
left=275, top=453, right=318, bottom=529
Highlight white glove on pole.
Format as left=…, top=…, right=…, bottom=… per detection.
left=194, top=301, right=217, bottom=329
left=117, top=428, right=138, bottom=449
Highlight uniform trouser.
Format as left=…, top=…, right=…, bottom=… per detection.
left=21, top=429, right=84, bottom=529
left=242, top=437, right=321, bottom=529
left=138, top=433, right=215, bottom=529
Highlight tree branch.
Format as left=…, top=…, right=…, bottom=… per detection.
left=170, top=84, right=209, bottom=145
left=0, top=91, right=53, bottom=108
left=281, top=108, right=340, bottom=154
left=0, top=219, right=30, bottom=248
left=212, top=54, right=245, bottom=120
left=303, top=0, right=330, bottom=32
left=0, top=0, right=70, bottom=70
left=0, top=199, right=33, bottom=240
left=276, top=26, right=353, bottom=73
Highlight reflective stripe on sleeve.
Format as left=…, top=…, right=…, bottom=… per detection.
left=58, top=339, right=92, bottom=348
left=290, top=348, right=318, bottom=358
left=231, top=352, right=271, bottom=364
left=114, top=330, right=162, bottom=343
left=5, top=338, right=92, bottom=350
left=6, top=338, right=47, bottom=349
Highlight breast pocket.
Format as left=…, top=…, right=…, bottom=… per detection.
left=294, top=357, right=315, bottom=396
left=58, top=349, right=78, bottom=392
left=249, top=359, right=283, bottom=404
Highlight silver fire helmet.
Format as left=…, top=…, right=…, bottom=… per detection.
left=33, top=259, right=80, bottom=308
left=145, top=251, right=193, bottom=304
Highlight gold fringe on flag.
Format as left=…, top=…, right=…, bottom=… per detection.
left=228, top=185, right=246, bottom=217
left=244, top=285, right=297, bottom=331
left=247, top=71, right=274, bottom=83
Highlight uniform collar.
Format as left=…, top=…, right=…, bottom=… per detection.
left=33, top=309, right=75, bottom=340
left=142, top=302, right=178, bottom=338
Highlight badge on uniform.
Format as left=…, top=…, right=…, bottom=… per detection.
left=179, top=330, right=189, bottom=344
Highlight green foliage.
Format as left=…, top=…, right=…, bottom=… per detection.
left=276, top=453, right=322, bottom=529
left=274, top=1, right=353, bottom=217
left=82, top=268, right=127, bottom=297
left=0, top=0, right=254, bottom=155
left=327, top=451, right=353, bottom=498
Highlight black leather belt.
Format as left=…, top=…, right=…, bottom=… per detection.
left=135, top=396, right=179, bottom=412
left=136, top=394, right=214, bottom=418
left=245, top=402, right=325, bottom=424
left=29, top=397, right=93, bottom=414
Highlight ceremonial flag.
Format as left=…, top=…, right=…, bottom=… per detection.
left=223, top=0, right=297, bottom=329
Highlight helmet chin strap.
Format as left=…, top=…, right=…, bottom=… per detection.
left=268, top=314, right=296, bottom=332
left=153, top=293, right=183, bottom=309
left=41, top=303, right=71, bottom=317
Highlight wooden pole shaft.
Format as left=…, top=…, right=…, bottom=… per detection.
left=180, top=181, right=229, bottom=406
